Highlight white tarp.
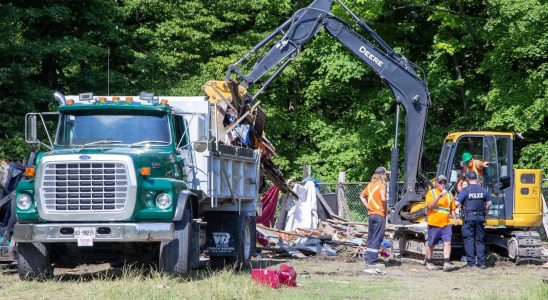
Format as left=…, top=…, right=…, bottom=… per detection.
left=284, top=181, right=318, bottom=231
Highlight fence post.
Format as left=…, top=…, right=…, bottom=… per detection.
left=337, top=172, right=353, bottom=221
left=303, top=164, right=311, bottom=178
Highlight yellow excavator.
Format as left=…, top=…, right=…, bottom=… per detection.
left=203, top=0, right=544, bottom=262
left=400, top=131, right=544, bottom=263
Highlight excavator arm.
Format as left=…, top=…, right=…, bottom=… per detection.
left=203, top=0, right=431, bottom=224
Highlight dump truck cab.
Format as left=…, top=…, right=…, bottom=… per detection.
left=13, top=93, right=260, bottom=279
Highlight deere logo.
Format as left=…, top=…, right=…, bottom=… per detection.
left=359, top=46, right=384, bottom=68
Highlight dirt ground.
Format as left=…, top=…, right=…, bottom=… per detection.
left=0, top=256, right=547, bottom=299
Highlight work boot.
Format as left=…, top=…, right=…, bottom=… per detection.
left=460, top=264, right=477, bottom=270
left=426, top=262, right=439, bottom=270
left=443, top=262, right=457, bottom=272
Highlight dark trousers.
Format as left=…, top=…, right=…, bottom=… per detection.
left=461, top=219, right=486, bottom=266
left=365, top=214, right=386, bottom=264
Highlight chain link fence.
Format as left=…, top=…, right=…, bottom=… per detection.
left=320, top=178, right=548, bottom=224
left=319, top=182, right=369, bottom=222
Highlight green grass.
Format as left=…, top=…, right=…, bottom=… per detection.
left=1, top=259, right=547, bottom=299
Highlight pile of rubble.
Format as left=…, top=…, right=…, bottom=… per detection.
left=254, top=179, right=395, bottom=259
left=256, top=217, right=377, bottom=259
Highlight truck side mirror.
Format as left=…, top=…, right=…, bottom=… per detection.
left=26, top=114, right=38, bottom=144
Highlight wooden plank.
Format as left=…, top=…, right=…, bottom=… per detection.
left=256, top=225, right=307, bottom=258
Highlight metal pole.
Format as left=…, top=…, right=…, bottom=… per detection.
left=389, top=105, right=400, bottom=210
left=107, top=48, right=110, bottom=96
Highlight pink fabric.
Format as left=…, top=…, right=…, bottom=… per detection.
left=256, top=186, right=279, bottom=227
left=251, top=264, right=297, bottom=288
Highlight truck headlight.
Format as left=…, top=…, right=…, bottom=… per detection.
left=17, top=194, right=32, bottom=210
left=156, top=193, right=172, bottom=210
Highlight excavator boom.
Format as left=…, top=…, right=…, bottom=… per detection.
left=204, top=0, right=431, bottom=224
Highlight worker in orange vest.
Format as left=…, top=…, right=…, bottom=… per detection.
left=457, top=151, right=489, bottom=192
left=359, top=166, right=389, bottom=269
left=425, top=175, right=458, bottom=271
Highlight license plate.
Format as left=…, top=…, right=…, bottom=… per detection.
left=74, top=227, right=96, bottom=247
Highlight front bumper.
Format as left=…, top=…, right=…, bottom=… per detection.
left=13, top=223, right=174, bottom=243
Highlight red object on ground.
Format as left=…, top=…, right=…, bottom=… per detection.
left=256, top=186, right=279, bottom=227
left=379, top=248, right=390, bottom=258
left=251, top=264, right=297, bottom=288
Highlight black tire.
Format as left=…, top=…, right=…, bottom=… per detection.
left=17, top=242, right=53, bottom=281
left=159, top=207, right=192, bottom=277
left=226, top=215, right=253, bottom=269
left=109, top=261, right=124, bottom=268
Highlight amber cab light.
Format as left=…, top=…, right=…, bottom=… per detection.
left=98, top=97, right=107, bottom=103
left=112, top=96, right=120, bottom=102
left=140, top=167, right=151, bottom=176
left=160, top=99, right=169, bottom=105
left=66, top=99, right=75, bottom=105
left=125, top=97, right=133, bottom=102
left=25, top=167, right=35, bottom=177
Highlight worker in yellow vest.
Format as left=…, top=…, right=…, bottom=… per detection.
left=425, top=175, right=458, bottom=271
left=359, top=166, right=389, bottom=269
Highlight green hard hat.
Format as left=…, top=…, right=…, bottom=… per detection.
left=462, top=151, right=473, bottom=162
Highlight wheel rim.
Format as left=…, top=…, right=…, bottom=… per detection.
left=243, top=222, right=251, bottom=260
left=508, top=237, right=518, bottom=259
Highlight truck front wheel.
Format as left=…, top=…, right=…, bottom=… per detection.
left=159, top=206, right=192, bottom=277
left=17, top=242, right=53, bottom=281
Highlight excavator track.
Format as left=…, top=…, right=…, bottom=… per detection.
left=507, top=231, right=544, bottom=264
left=389, top=224, right=444, bottom=263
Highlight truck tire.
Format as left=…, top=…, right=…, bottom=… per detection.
left=159, top=206, right=192, bottom=277
left=17, top=242, right=53, bottom=281
left=226, top=215, right=253, bottom=269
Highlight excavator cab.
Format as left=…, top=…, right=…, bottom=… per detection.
left=437, top=131, right=542, bottom=226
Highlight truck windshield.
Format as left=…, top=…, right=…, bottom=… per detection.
left=57, top=111, right=171, bottom=146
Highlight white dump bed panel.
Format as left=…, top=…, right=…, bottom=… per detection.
left=170, top=97, right=260, bottom=204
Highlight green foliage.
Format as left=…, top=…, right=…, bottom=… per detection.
left=0, top=0, right=545, bottom=181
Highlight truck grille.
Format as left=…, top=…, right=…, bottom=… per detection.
left=41, top=162, right=129, bottom=211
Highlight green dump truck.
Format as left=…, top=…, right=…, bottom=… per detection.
left=13, top=92, right=260, bottom=280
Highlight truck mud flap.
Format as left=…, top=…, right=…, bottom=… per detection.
left=204, top=212, right=240, bottom=257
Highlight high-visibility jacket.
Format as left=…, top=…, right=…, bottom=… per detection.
left=361, top=181, right=386, bottom=217
left=426, top=188, right=456, bottom=227
left=466, top=159, right=484, bottom=177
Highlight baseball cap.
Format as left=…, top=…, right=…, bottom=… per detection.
left=436, top=175, right=447, bottom=182
left=466, top=171, right=478, bottom=180
left=374, top=166, right=390, bottom=174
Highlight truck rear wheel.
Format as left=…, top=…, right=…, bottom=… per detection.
left=226, top=215, right=254, bottom=269
left=17, top=242, right=53, bottom=281
left=159, top=207, right=192, bottom=277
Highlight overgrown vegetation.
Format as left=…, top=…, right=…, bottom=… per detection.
left=0, top=0, right=546, bottom=180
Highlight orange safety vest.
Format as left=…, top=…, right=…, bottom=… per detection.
left=362, top=181, right=386, bottom=217
left=466, top=159, right=484, bottom=177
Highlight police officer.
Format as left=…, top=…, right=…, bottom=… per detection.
left=456, top=171, right=492, bottom=269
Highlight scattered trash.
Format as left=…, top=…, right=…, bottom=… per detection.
left=156, top=284, right=169, bottom=289
left=363, top=268, right=386, bottom=275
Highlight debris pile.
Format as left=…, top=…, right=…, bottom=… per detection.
left=255, top=179, right=392, bottom=259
